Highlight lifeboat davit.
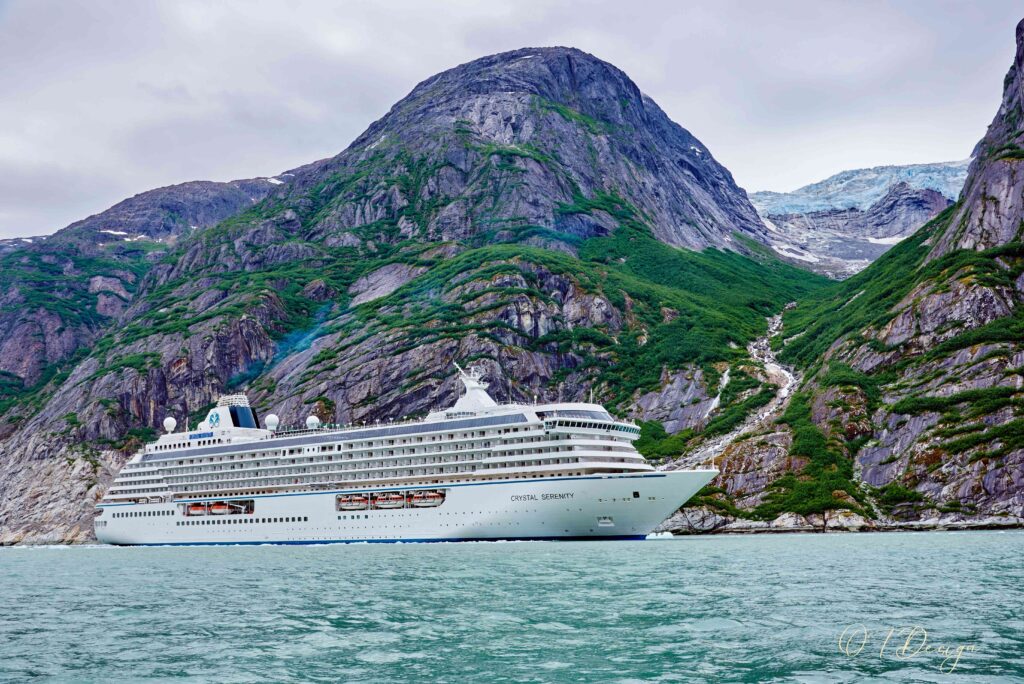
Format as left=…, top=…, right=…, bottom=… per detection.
left=373, top=492, right=405, bottom=509
left=338, top=495, right=369, bottom=511
left=411, top=491, right=444, bottom=507
left=187, top=504, right=207, bottom=516
left=209, top=502, right=229, bottom=515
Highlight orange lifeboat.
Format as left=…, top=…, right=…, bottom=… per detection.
left=373, top=492, right=405, bottom=509
left=187, top=503, right=207, bottom=516
left=411, top=491, right=444, bottom=507
left=209, top=502, right=229, bottom=515
left=338, top=494, right=369, bottom=511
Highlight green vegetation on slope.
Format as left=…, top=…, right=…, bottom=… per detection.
left=779, top=208, right=951, bottom=369
left=568, top=191, right=826, bottom=404
left=0, top=243, right=160, bottom=415
left=635, top=421, right=694, bottom=461
left=0, top=247, right=152, bottom=332
left=891, top=385, right=1024, bottom=461
left=301, top=187, right=825, bottom=409
left=767, top=182, right=1024, bottom=514
left=533, top=96, right=613, bottom=135
left=751, top=392, right=867, bottom=520
left=632, top=368, right=777, bottom=464
left=782, top=204, right=1023, bottom=374
left=819, top=362, right=884, bottom=410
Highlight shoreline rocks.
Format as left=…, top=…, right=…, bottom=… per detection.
left=655, top=505, right=1024, bottom=536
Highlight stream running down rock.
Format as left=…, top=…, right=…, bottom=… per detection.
left=659, top=312, right=797, bottom=471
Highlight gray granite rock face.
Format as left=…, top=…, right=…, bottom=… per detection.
left=875, top=278, right=1016, bottom=350
left=255, top=263, right=625, bottom=427
left=53, top=178, right=279, bottom=247
left=633, top=366, right=715, bottom=434
left=716, top=430, right=798, bottom=508
left=931, top=19, right=1024, bottom=258
left=348, top=263, right=428, bottom=306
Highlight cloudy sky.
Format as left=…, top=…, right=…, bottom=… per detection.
left=1, top=0, right=1021, bottom=238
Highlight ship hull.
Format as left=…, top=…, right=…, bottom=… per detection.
left=95, top=471, right=715, bottom=545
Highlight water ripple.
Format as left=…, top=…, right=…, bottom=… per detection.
left=1, top=531, right=1021, bottom=682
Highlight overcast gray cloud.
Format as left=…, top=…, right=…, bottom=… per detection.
left=0, top=0, right=1020, bottom=238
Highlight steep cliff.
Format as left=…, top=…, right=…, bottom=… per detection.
left=0, top=47, right=824, bottom=543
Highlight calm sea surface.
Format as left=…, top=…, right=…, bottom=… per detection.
left=1, top=531, right=1022, bottom=683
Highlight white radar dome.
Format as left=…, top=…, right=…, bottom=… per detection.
left=305, top=415, right=321, bottom=429
left=265, top=414, right=280, bottom=431
left=163, top=417, right=177, bottom=433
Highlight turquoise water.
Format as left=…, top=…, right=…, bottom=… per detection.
left=1, top=531, right=1022, bottom=682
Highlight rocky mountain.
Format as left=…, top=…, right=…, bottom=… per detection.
left=0, top=178, right=281, bottom=396
left=0, top=47, right=825, bottom=544
left=762, top=182, right=953, bottom=278
left=662, top=18, right=1024, bottom=534
left=750, top=161, right=968, bottom=278
left=52, top=178, right=281, bottom=247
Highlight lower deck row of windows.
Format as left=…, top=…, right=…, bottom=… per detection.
left=175, top=516, right=309, bottom=526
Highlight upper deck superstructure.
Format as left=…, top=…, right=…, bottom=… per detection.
left=102, top=368, right=650, bottom=504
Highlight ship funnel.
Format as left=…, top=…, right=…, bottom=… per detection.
left=451, top=362, right=497, bottom=412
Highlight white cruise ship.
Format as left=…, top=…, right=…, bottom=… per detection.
left=94, top=366, right=716, bottom=545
